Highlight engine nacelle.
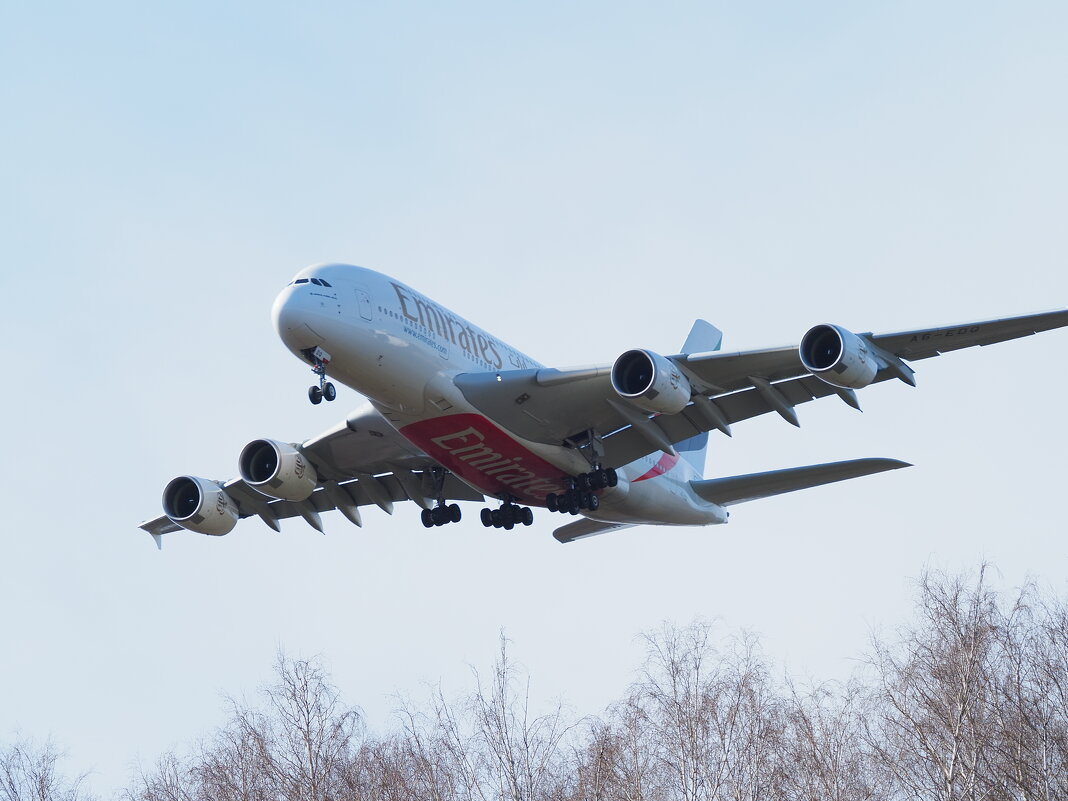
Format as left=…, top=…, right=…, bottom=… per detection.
left=799, top=324, right=880, bottom=389
left=238, top=439, right=318, bottom=501
left=162, top=476, right=239, bottom=536
left=611, top=349, right=692, bottom=414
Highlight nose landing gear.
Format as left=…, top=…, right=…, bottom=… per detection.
left=305, top=346, right=336, bottom=405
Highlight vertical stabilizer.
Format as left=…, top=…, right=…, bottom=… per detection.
left=677, top=319, right=722, bottom=477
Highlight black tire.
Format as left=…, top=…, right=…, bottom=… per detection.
left=449, top=504, right=461, bottom=523
left=481, top=508, right=493, bottom=527
left=593, top=469, right=608, bottom=489
left=522, top=507, right=534, bottom=526
left=569, top=498, right=580, bottom=515
left=323, top=382, right=337, bottom=402
left=546, top=493, right=558, bottom=512
left=503, top=520, right=514, bottom=531
left=421, top=509, right=434, bottom=528
left=606, top=468, right=618, bottom=487
left=491, top=510, right=502, bottom=527
left=577, top=473, right=592, bottom=491
left=309, top=386, right=323, bottom=404
left=588, top=493, right=600, bottom=511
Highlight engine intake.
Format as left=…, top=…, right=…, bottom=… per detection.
left=610, top=349, right=692, bottom=415
left=162, top=476, right=238, bottom=536
left=799, top=324, right=880, bottom=389
left=239, top=439, right=318, bottom=501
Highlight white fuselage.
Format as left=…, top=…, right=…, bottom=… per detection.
left=272, top=263, right=727, bottom=527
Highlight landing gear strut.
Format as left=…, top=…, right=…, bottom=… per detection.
left=306, top=346, right=336, bottom=405
left=545, top=468, right=617, bottom=515
left=481, top=498, right=534, bottom=531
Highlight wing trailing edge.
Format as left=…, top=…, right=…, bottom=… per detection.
left=690, top=458, right=911, bottom=507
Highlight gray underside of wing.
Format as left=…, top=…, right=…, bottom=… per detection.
left=139, top=403, right=485, bottom=536
left=553, top=518, right=635, bottom=544
left=690, top=458, right=911, bottom=507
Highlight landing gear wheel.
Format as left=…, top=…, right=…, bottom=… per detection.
left=588, top=493, right=600, bottom=511
left=522, top=507, right=534, bottom=526
left=323, top=382, right=337, bottom=402
left=421, top=509, right=434, bottom=528
left=308, top=386, right=323, bottom=404
left=449, top=504, right=461, bottom=523
left=491, top=509, right=502, bottom=527
left=546, top=493, right=558, bottom=512
left=569, top=497, right=580, bottom=515
left=432, top=506, right=449, bottom=526
left=606, top=468, right=618, bottom=487
left=481, top=508, right=493, bottom=527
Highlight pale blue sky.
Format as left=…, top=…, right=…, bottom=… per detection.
left=3, top=1, right=1067, bottom=794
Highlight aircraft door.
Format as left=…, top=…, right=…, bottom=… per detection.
left=355, top=288, right=373, bottom=321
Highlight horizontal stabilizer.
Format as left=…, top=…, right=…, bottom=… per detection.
left=690, top=458, right=910, bottom=507
left=554, top=519, right=635, bottom=544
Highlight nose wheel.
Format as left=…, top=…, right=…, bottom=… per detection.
left=308, top=382, right=336, bottom=405
left=305, top=347, right=336, bottom=405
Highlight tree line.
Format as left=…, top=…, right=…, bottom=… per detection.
left=4, top=566, right=1067, bottom=801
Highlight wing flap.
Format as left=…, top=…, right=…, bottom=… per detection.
left=690, top=458, right=910, bottom=507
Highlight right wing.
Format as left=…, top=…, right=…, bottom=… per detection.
left=139, top=403, right=484, bottom=541
left=454, top=309, right=1068, bottom=468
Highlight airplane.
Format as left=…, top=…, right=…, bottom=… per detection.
left=139, top=263, right=1068, bottom=546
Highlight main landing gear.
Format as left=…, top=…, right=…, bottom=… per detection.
left=545, top=468, right=617, bottom=515
left=422, top=504, right=462, bottom=528
left=421, top=467, right=462, bottom=528
left=480, top=500, right=534, bottom=530
left=306, top=347, right=336, bottom=405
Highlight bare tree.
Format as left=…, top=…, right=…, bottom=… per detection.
left=0, top=736, right=94, bottom=801
left=230, top=651, right=363, bottom=801
left=465, top=634, right=575, bottom=801
left=780, top=680, right=885, bottom=801
left=866, top=567, right=1002, bottom=801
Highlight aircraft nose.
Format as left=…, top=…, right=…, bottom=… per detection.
left=272, top=284, right=322, bottom=351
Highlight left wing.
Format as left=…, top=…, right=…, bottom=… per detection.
left=454, top=309, right=1068, bottom=467
left=139, top=403, right=484, bottom=544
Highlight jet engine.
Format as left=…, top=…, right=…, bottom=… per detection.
left=162, top=476, right=239, bottom=536
left=799, top=324, right=880, bottom=389
left=238, top=439, right=318, bottom=501
left=610, top=349, right=692, bottom=415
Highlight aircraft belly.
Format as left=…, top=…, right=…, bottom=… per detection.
left=396, top=412, right=583, bottom=504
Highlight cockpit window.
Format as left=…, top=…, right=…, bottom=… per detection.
left=311, top=278, right=323, bottom=286
left=320, top=279, right=332, bottom=287
left=294, top=278, right=309, bottom=284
